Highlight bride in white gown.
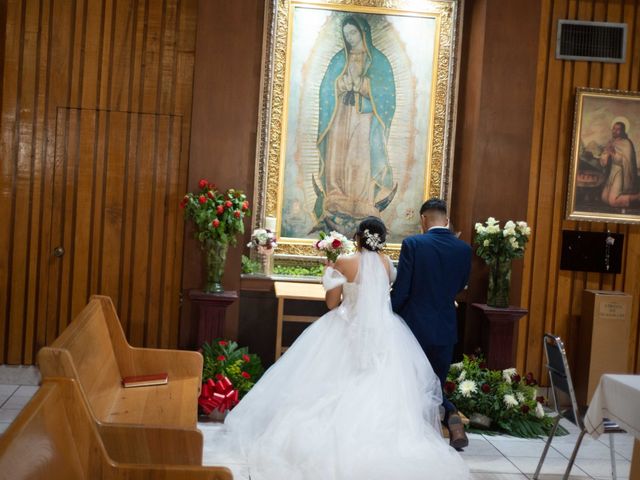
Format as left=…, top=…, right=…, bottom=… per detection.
left=223, top=217, right=470, bottom=479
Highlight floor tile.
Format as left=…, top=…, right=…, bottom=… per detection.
left=464, top=455, right=521, bottom=474
left=510, top=456, right=589, bottom=476
left=484, top=437, right=564, bottom=459
left=573, top=457, right=630, bottom=479
left=471, top=474, right=527, bottom=479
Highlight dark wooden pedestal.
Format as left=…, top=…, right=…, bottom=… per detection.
left=188, top=290, right=238, bottom=347
left=471, top=303, right=528, bottom=370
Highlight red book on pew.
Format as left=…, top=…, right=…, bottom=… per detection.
left=122, top=372, right=168, bottom=388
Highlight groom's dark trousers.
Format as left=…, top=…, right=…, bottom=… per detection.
left=391, top=228, right=471, bottom=420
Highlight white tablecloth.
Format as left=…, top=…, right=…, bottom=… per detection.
left=584, top=374, right=640, bottom=439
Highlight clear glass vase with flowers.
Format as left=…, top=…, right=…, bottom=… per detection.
left=473, top=218, right=532, bottom=308
left=180, top=179, right=250, bottom=293
left=247, top=228, right=277, bottom=276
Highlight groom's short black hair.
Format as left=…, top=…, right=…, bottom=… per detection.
left=420, top=198, right=447, bottom=215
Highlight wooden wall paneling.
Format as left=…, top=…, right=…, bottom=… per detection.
left=169, top=0, right=196, bottom=348
left=521, top=0, right=568, bottom=379
left=1, top=0, right=197, bottom=364
left=522, top=0, right=640, bottom=381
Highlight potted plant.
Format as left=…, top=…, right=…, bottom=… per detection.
left=180, top=179, right=250, bottom=293
left=198, top=339, right=264, bottom=420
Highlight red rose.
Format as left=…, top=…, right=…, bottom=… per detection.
left=481, top=383, right=491, bottom=393
left=179, top=200, right=186, bottom=209
left=536, top=395, right=545, bottom=404
left=331, top=238, right=341, bottom=248
left=511, top=374, right=521, bottom=383
left=520, top=404, right=530, bottom=414
left=225, top=200, right=232, bottom=208
left=216, top=205, right=224, bottom=214
left=242, top=201, right=249, bottom=211
left=207, top=190, right=215, bottom=199
left=241, top=371, right=251, bottom=379
left=198, top=179, right=208, bottom=189
left=217, top=355, right=226, bottom=361
left=215, top=373, right=224, bottom=381
left=444, top=381, right=456, bottom=395
left=233, top=211, right=241, bottom=218
left=218, top=340, right=228, bottom=346
left=212, top=219, right=220, bottom=228
left=242, top=354, right=250, bottom=363
left=198, top=195, right=206, bottom=204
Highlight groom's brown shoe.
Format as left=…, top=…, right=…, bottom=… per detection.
left=447, top=413, right=469, bottom=450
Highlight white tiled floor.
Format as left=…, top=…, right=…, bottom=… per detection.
left=0, top=379, right=634, bottom=479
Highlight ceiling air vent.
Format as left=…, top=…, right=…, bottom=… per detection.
left=556, top=20, right=627, bottom=63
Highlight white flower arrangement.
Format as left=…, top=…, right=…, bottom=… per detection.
left=474, top=217, right=532, bottom=264
left=247, top=228, right=277, bottom=252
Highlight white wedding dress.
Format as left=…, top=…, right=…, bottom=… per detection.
left=221, top=250, right=470, bottom=479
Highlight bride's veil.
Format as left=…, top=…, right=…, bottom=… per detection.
left=351, top=250, right=396, bottom=369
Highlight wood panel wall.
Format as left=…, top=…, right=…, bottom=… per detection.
left=0, top=0, right=197, bottom=364
left=519, top=0, right=640, bottom=379
left=180, top=0, right=265, bottom=346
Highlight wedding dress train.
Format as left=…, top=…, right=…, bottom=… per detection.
left=223, top=250, right=470, bottom=479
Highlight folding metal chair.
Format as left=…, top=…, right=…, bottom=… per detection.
left=533, top=334, right=625, bottom=480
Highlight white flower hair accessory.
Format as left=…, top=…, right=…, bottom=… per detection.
left=363, top=229, right=385, bottom=251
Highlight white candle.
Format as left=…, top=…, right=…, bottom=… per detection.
left=265, top=216, right=277, bottom=232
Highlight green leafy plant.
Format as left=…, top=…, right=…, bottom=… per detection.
left=241, top=254, right=260, bottom=274
left=445, top=354, right=568, bottom=438
left=201, top=339, right=264, bottom=400
left=180, top=179, right=250, bottom=245
left=273, top=264, right=324, bottom=277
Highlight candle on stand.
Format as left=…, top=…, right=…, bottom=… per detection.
left=265, top=216, right=277, bottom=232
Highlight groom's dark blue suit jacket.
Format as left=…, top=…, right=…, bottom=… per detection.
left=391, top=228, right=472, bottom=347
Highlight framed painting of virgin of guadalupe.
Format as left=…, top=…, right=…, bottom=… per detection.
left=253, top=0, right=461, bottom=257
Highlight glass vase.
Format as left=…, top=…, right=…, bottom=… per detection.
left=256, top=246, right=274, bottom=276
left=486, top=259, right=511, bottom=308
left=203, top=240, right=228, bottom=293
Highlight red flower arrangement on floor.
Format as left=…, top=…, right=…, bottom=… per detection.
left=198, top=339, right=264, bottom=417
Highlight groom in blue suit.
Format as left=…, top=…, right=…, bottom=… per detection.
left=391, top=198, right=472, bottom=450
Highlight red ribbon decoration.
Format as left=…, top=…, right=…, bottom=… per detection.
left=198, top=376, right=239, bottom=414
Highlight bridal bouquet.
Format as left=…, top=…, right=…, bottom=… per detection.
left=314, top=231, right=355, bottom=263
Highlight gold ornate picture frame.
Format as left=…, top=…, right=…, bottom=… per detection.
left=567, top=87, right=640, bottom=224
left=253, top=0, right=462, bottom=258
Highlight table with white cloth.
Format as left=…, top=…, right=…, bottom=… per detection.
left=584, top=374, right=640, bottom=479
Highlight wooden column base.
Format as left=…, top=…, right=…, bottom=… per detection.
left=472, top=303, right=528, bottom=370
left=188, top=290, right=238, bottom=347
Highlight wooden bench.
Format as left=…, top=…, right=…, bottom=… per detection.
left=0, top=378, right=232, bottom=480
left=37, top=295, right=202, bottom=428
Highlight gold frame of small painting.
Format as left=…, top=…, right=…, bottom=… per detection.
left=567, top=87, right=640, bottom=224
left=252, top=0, right=462, bottom=258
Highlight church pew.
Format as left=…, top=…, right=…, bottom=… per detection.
left=37, top=295, right=202, bottom=428
left=0, top=378, right=232, bottom=480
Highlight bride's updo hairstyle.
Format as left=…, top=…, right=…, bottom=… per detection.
left=355, top=216, right=387, bottom=252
